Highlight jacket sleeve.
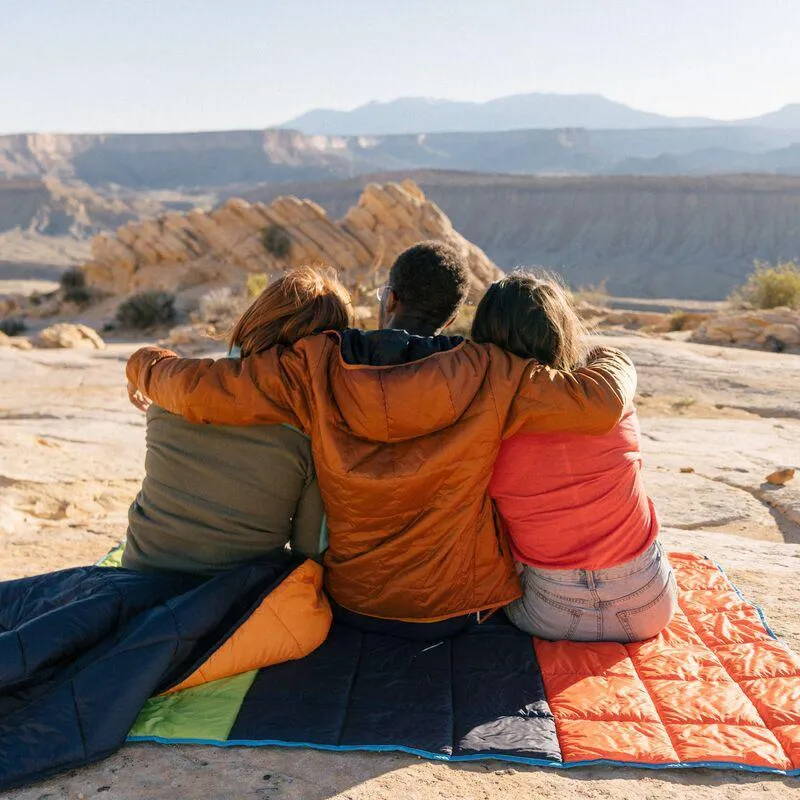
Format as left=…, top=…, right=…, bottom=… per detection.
left=503, top=346, right=637, bottom=437
left=126, top=345, right=314, bottom=431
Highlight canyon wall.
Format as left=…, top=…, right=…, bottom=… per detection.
left=244, top=172, right=800, bottom=299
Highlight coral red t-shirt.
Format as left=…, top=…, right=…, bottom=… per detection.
left=490, top=410, right=658, bottom=571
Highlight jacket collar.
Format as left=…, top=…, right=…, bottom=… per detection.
left=336, top=328, right=464, bottom=367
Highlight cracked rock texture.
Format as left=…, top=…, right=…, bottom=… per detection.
left=1, top=333, right=799, bottom=799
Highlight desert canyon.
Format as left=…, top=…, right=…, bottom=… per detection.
left=2, top=87, right=800, bottom=799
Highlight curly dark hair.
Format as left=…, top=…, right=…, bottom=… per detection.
left=388, top=241, right=470, bottom=331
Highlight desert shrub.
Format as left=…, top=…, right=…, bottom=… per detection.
left=246, top=273, right=270, bottom=298
left=0, top=317, right=27, bottom=336
left=572, top=279, right=609, bottom=307
left=59, top=267, right=92, bottom=306
left=730, top=260, right=800, bottom=310
left=116, top=291, right=176, bottom=329
left=198, top=287, right=246, bottom=325
left=261, top=224, right=292, bottom=258
left=668, top=309, right=689, bottom=331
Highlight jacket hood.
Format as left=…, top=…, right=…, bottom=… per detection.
left=326, top=329, right=490, bottom=443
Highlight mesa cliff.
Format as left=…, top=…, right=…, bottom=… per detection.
left=244, top=172, right=800, bottom=299
left=83, top=180, right=499, bottom=300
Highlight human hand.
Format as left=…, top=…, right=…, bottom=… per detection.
left=127, top=380, right=151, bottom=412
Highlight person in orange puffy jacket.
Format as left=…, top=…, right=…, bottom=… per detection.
left=126, top=242, right=637, bottom=640
left=472, top=271, right=677, bottom=642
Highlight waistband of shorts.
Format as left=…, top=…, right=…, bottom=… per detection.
left=522, top=540, right=663, bottom=584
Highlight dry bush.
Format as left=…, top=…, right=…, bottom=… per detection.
left=198, top=287, right=246, bottom=325
left=261, top=224, right=292, bottom=258
left=446, top=303, right=477, bottom=338
left=730, top=260, right=800, bottom=310
left=0, top=317, right=27, bottom=336
left=59, top=267, right=92, bottom=306
left=116, top=291, right=176, bottom=329
left=246, top=273, right=269, bottom=298
left=572, top=279, right=610, bottom=307
left=668, top=309, right=689, bottom=331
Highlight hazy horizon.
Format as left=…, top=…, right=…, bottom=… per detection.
left=2, top=0, right=799, bottom=135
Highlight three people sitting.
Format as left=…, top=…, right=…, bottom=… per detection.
left=125, top=241, right=677, bottom=643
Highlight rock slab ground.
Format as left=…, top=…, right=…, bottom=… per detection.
left=1, top=334, right=799, bottom=799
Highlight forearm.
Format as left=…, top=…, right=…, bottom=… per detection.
left=126, top=346, right=303, bottom=428
left=505, top=346, right=637, bottom=437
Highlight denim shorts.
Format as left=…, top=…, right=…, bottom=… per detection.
left=505, top=541, right=677, bottom=642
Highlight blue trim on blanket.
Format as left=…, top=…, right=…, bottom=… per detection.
left=125, top=735, right=800, bottom=776
left=712, top=557, right=780, bottom=640
left=126, top=556, right=799, bottom=777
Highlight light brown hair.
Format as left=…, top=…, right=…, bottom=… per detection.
left=229, top=265, right=353, bottom=356
left=471, top=270, right=587, bottom=370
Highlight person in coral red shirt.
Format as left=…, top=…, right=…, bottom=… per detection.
left=472, top=272, right=677, bottom=642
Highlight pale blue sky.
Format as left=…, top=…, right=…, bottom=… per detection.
left=1, top=0, right=798, bottom=134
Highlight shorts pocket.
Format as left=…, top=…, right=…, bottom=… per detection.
left=617, top=570, right=678, bottom=643
left=506, top=573, right=583, bottom=640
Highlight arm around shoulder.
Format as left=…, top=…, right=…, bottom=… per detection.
left=504, top=346, right=637, bottom=437
left=125, top=344, right=312, bottom=430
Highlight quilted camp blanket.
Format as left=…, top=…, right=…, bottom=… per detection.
left=129, top=553, right=800, bottom=775
left=2, top=552, right=799, bottom=789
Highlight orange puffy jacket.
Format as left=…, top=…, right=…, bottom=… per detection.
left=127, top=330, right=637, bottom=622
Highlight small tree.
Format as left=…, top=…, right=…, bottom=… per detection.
left=730, top=260, right=800, bottom=310
left=116, top=291, right=176, bottom=329
left=261, top=224, right=292, bottom=259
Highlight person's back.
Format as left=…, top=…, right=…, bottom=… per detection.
left=126, top=244, right=638, bottom=635
left=472, top=271, right=676, bottom=642
left=122, top=265, right=353, bottom=576
left=490, top=410, right=657, bottom=571
left=123, top=406, right=324, bottom=575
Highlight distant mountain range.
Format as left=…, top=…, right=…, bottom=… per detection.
left=283, top=93, right=800, bottom=135
left=2, top=126, right=800, bottom=191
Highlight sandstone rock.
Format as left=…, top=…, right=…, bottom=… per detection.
left=692, top=308, right=800, bottom=350
left=0, top=331, right=32, bottom=350
left=35, top=323, right=105, bottom=350
left=758, top=323, right=800, bottom=347
left=80, top=181, right=500, bottom=303
left=765, top=468, right=795, bottom=486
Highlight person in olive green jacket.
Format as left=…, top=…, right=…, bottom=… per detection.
left=122, top=266, right=353, bottom=576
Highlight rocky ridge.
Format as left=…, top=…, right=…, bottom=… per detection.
left=83, top=180, right=499, bottom=301
left=691, top=307, right=800, bottom=351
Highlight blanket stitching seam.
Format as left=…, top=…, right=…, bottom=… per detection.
left=69, top=679, right=89, bottom=759
left=623, top=638, right=682, bottom=763
left=337, top=632, right=364, bottom=747
left=14, top=629, right=28, bottom=674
